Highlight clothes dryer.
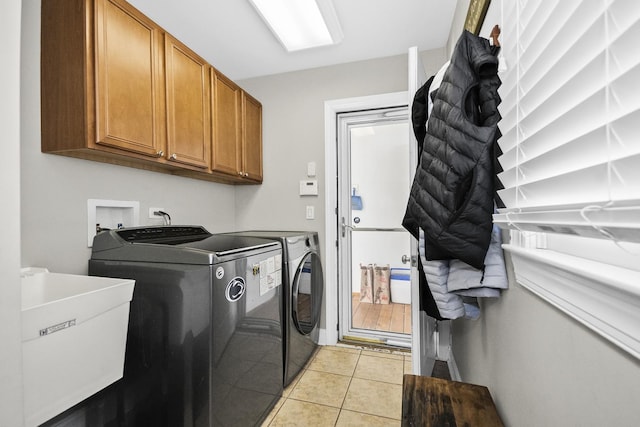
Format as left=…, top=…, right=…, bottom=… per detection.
left=88, top=226, right=283, bottom=427
left=224, top=231, right=323, bottom=386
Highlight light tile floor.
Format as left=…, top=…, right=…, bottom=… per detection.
left=262, top=345, right=411, bottom=426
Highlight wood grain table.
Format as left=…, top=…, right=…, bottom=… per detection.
left=402, top=374, right=504, bottom=426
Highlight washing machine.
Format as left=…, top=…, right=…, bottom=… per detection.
left=224, top=231, right=323, bottom=386
left=88, top=226, right=284, bottom=427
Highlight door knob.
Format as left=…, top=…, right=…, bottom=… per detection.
left=402, top=255, right=411, bottom=264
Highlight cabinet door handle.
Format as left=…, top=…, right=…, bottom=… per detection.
left=170, top=153, right=177, bottom=160
left=157, top=150, right=164, bottom=157
left=244, top=172, right=249, bottom=177
left=238, top=171, right=243, bottom=176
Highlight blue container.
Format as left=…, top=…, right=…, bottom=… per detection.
left=390, top=267, right=410, bottom=281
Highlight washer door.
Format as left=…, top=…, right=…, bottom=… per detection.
left=292, top=252, right=323, bottom=335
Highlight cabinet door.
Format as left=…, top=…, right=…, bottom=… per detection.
left=165, top=35, right=211, bottom=169
left=211, top=71, right=242, bottom=177
left=95, top=0, right=165, bottom=157
left=242, top=92, right=263, bottom=182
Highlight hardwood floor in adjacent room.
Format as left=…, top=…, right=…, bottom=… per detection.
left=351, top=293, right=412, bottom=335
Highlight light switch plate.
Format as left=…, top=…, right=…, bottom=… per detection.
left=307, top=161, right=316, bottom=177
left=306, top=206, right=315, bottom=220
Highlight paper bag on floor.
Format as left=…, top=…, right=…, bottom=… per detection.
left=360, top=264, right=374, bottom=303
left=373, top=264, right=391, bottom=304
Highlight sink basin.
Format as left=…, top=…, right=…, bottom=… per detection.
left=21, top=268, right=135, bottom=427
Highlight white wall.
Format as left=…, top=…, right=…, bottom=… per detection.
left=236, top=48, right=447, bottom=330
left=21, top=1, right=237, bottom=276
left=448, top=1, right=640, bottom=425
left=0, top=1, right=25, bottom=425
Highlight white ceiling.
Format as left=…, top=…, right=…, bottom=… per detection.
left=127, top=0, right=458, bottom=81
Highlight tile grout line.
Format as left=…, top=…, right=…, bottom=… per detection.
left=334, top=348, right=362, bottom=426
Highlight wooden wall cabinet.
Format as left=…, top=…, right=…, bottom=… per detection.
left=165, top=35, right=211, bottom=170
left=211, top=70, right=263, bottom=183
left=41, top=0, right=261, bottom=184
left=94, top=0, right=166, bottom=159
left=42, top=0, right=167, bottom=163
left=211, top=70, right=242, bottom=177
left=241, top=91, right=263, bottom=183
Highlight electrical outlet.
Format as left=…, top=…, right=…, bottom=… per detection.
left=149, top=207, right=165, bottom=219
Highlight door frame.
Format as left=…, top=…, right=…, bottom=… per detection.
left=322, top=91, right=408, bottom=348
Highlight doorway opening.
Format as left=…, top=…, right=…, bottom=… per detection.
left=324, top=49, right=436, bottom=375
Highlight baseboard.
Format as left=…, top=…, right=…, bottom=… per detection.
left=448, top=354, right=461, bottom=381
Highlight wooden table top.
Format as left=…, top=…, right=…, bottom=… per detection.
left=402, top=374, right=504, bottom=427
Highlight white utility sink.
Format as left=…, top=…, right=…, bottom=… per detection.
left=21, top=268, right=135, bottom=427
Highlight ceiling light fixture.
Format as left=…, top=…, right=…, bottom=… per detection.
left=248, top=0, right=343, bottom=52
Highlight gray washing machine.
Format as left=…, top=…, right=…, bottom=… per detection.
left=224, top=231, right=323, bottom=386
left=88, top=226, right=283, bottom=427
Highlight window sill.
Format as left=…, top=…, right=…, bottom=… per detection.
left=503, top=244, right=640, bottom=359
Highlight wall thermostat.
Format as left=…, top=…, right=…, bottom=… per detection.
left=299, top=180, right=318, bottom=196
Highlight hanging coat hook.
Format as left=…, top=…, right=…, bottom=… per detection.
left=490, top=24, right=501, bottom=47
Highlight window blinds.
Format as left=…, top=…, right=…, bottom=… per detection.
left=493, top=0, right=640, bottom=244
left=492, top=0, right=640, bottom=359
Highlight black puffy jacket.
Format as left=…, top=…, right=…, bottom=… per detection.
left=403, top=30, right=502, bottom=270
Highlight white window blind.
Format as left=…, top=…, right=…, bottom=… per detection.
left=493, top=0, right=640, bottom=358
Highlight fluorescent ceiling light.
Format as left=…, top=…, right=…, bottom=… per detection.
left=249, top=0, right=343, bottom=52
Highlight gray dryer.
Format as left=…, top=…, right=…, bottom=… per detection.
left=224, top=231, right=323, bottom=386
